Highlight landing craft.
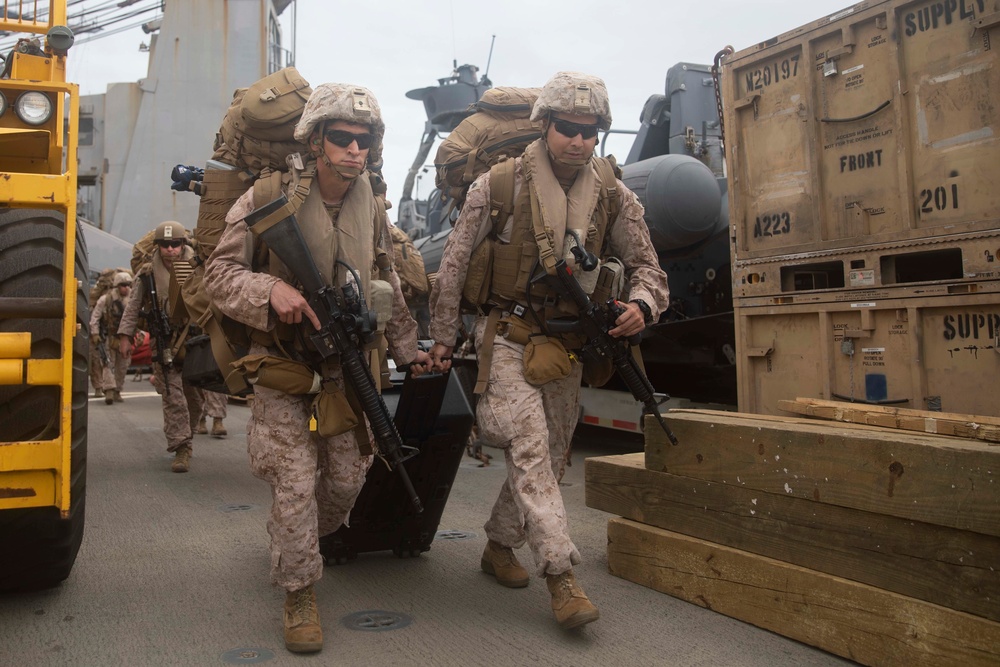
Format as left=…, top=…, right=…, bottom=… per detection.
left=400, top=62, right=737, bottom=408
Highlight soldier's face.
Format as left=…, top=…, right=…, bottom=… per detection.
left=320, top=120, right=371, bottom=171
left=546, top=113, right=600, bottom=162
left=117, top=285, right=131, bottom=297
left=157, top=241, right=183, bottom=261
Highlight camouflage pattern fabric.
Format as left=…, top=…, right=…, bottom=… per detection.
left=428, top=152, right=669, bottom=579
left=154, top=362, right=201, bottom=453
left=530, top=71, right=613, bottom=130
left=474, top=317, right=583, bottom=577
left=246, top=353, right=374, bottom=592
left=293, top=83, right=385, bottom=166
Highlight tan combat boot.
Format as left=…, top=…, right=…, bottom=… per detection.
left=194, top=416, right=208, bottom=434
left=284, top=585, right=322, bottom=653
left=105, top=392, right=114, bottom=405
left=113, top=390, right=124, bottom=403
left=93, top=388, right=104, bottom=398
left=480, top=540, right=529, bottom=588
left=171, top=446, right=192, bottom=473
left=546, top=569, right=599, bottom=629
left=211, top=418, right=227, bottom=438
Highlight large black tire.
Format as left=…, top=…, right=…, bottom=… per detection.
left=0, top=210, right=89, bottom=591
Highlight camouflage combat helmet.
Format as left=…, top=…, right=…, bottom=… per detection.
left=530, top=71, right=612, bottom=130
left=112, top=271, right=133, bottom=287
left=293, top=83, right=385, bottom=167
left=154, top=220, right=187, bottom=242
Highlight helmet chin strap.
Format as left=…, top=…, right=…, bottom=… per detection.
left=311, top=124, right=364, bottom=181
left=543, top=135, right=591, bottom=172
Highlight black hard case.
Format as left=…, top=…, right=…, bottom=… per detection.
left=320, top=367, right=475, bottom=563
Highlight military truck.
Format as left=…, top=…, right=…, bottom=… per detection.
left=0, top=2, right=89, bottom=591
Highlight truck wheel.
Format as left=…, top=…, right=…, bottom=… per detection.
left=0, top=210, right=89, bottom=591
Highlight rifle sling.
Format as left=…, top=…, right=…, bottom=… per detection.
left=474, top=306, right=504, bottom=395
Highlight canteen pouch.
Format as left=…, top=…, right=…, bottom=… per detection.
left=311, top=380, right=360, bottom=438
left=522, top=334, right=572, bottom=386
left=230, top=354, right=321, bottom=395
left=581, top=355, right=614, bottom=388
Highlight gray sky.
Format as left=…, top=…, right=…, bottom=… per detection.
left=67, top=0, right=855, bottom=218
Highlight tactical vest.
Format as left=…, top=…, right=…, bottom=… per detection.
left=103, top=292, right=126, bottom=335
left=248, top=162, right=393, bottom=360
left=477, top=154, right=621, bottom=317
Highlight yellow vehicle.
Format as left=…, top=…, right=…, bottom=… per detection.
left=0, top=2, right=87, bottom=590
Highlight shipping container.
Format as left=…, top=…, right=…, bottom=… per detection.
left=721, top=0, right=1000, bottom=415
left=721, top=0, right=1000, bottom=261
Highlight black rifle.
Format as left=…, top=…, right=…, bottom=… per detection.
left=541, top=257, right=679, bottom=445
left=96, top=319, right=111, bottom=366
left=244, top=195, right=424, bottom=513
left=139, top=272, right=174, bottom=395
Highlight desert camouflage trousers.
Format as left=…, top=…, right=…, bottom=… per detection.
left=474, top=317, right=583, bottom=578
left=154, top=362, right=201, bottom=453
left=102, top=345, right=131, bottom=393
left=195, top=388, right=228, bottom=419
left=247, top=359, right=374, bottom=592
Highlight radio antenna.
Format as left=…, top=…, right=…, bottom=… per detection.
left=482, top=34, right=496, bottom=84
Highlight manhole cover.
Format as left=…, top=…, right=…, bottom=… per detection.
left=434, top=530, right=476, bottom=541
left=220, top=504, right=255, bottom=513
left=221, top=647, right=275, bottom=664
left=341, top=610, right=412, bottom=632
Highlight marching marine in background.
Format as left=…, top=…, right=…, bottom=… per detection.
left=388, top=222, right=431, bottom=337
left=118, top=221, right=203, bottom=473
left=193, top=389, right=228, bottom=438
left=428, top=72, right=669, bottom=630
left=89, top=271, right=133, bottom=404
left=205, top=83, right=430, bottom=654
left=87, top=267, right=122, bottom=397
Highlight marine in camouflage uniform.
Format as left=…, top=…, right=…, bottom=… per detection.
left=205, top=82, right=430, bottom=654
left=192, top=388, right=228, bottom=437
left=428, top=72, right=669, bottom=630
left=118, top=221, right=202, bottom=473
left=89, top=271, right=133, bottom=404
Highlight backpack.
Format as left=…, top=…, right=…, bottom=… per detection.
left=165, top=67, right=312, bottom=395
left=194, top=66, right=312, bottom=262
left=388, top=224, right=429, bottom=300
left=434, top=87, right=544, bottom=206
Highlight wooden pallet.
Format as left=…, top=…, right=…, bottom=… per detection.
left=778, top=398, right=1000, bottom=445
left=587, top=410, right=1000, bottom=666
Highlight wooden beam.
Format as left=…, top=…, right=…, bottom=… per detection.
left=587, top=454, right=1000, bottom=622
left=778, top=398, right=1000, bottom=444
left=607, top=518, right=1000, bottom=667
left=645, top=410, right=1000, bottom=537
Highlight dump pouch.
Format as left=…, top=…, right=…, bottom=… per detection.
left=230, top=353, right=321, bottom=395
left=581, top=355, right=614, bottom=388
left=461, top=238, right=494, bottom=311
left=522, top=334, right=573, bottom=386
left=312, top=380, right=360, bottom=438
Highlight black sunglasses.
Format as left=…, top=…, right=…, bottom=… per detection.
left=551, top=118, right=601, bottom=140
left=157, top=240, right=184, bottom=249
left=324, top=129, right=374, bottom=150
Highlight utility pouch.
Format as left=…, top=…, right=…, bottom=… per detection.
left=461, top=238, right=494, bottom=310
left=230, top=354, right=321, bottom=395
left=582, top=355, right=615, bottom=388
left=311, top=380, right=360, bottom=438
left=591, top=257, right=626, bottom=305
left=522, top=334, right=572, bottom=386
left=368, top=279, right=393, bottom=333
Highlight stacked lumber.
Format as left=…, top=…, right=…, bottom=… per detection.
left=585, top=409, right=1000, bottom=666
